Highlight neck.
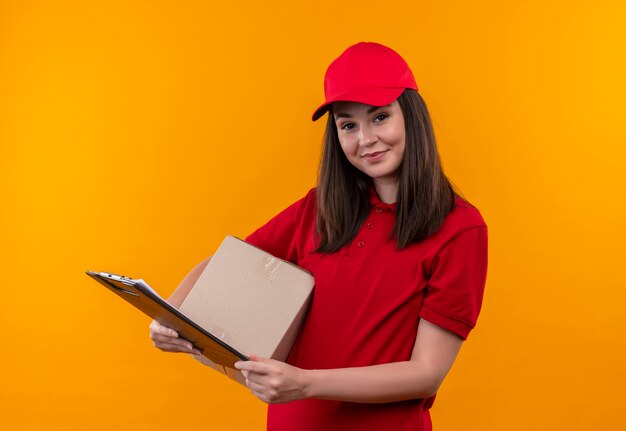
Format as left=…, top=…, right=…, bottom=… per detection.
left=373, top=178, right=398, bottom=204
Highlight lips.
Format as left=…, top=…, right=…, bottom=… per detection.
left=361, top=150, right=389, bottom=161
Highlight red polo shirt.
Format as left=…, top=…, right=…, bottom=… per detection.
left=245, top=187, right=488, bottom=431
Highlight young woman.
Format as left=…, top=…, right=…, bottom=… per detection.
left=150, top=42, right=488, bottom=431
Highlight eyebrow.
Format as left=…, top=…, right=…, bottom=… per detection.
left=334, top=104, right=392, bottom=119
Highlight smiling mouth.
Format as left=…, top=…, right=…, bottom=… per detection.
left=362, top=150, right=389, bottom=158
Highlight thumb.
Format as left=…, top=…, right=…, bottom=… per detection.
left=248, top=354, right=271, bottom=363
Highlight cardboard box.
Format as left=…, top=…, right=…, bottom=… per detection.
left=179, top=236, right=314, bottom=385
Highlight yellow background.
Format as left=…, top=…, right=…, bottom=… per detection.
left=1, top=0, right=625, bottom=429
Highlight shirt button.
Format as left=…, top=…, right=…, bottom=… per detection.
left=375, top=208, right=383, bottom=213
left=357, top=241, right=365, bottom=248
left=367, top=222, right=374, bottom=229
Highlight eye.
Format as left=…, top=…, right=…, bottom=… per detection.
left=373, top=113, right=389, bottom=122
left=340, top=122, right=356, bottom=130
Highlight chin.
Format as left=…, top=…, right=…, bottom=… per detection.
left=363, top=166, right=400, bottom=180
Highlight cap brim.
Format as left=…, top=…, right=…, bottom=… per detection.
left=311, top=87, right=406, bottom=121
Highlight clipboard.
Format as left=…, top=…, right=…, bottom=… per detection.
left=86, top=271, right=248, bottom=368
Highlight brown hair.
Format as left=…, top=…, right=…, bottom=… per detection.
left=316, top=89, right=455, bottom=252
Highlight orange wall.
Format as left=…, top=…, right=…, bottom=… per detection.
left=1, top=1, right=625, bottom=430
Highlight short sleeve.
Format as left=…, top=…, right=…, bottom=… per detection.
left=419, top=225, right=488, bottom=340
left=245, top=188, right=316, bottom=264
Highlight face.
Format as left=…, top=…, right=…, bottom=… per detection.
left=333, top=100, right=406, bottom=184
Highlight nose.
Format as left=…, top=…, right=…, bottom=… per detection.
left=358, top=124, right=377, bottom=147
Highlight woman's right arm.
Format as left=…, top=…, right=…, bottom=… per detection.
left=149, top=256, right=212, bottom=354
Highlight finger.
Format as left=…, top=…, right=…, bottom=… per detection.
left=154, top=342, right=195, bottom=353
left=153, top=340, right=190, bottom=351
left=247, top=380, right=268, bottom=393
left=245, top=375, right=269, bottom=389
left=248, top=355, right=278, bottom=367
left=249, top=354, right=271, bottom=363
left=250, top=388, right=272, bottom=404
left=150, top=321, right=178, bottom=338
left=245, top=371, right=278, bottom=388
left=152, top=336, right=196, bottom=351
left=234, top=361, right=270, bottom=375
left=150, top=333, right=190, bottom=348
left=150, top=330, right=179, bottom=341
left=235, top=354, right=266, bottom=369
left=150, top=320, right=178, bottom=338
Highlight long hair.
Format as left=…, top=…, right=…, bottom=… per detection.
left=316, top=89, right=455, bottom=252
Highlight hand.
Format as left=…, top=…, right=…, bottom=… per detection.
left=234, top=354, right=309, bottom=404
left=149, top=320, right=201, bottom=355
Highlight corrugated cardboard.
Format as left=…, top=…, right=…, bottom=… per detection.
left=179, top=236, right=314, bottom=385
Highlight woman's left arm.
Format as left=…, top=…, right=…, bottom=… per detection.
left=235, top=318, right=463, bottom=404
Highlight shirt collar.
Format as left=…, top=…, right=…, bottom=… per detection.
left=368, top=185, right=397, bottom=212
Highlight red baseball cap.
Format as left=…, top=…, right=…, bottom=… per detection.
left=311, top=42, right=418, bottom=121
